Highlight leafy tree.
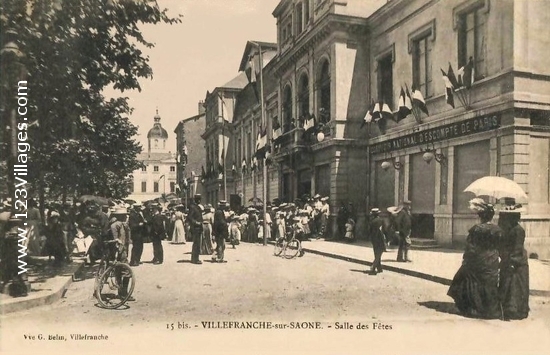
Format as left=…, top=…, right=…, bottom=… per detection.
left=0, top=0, right=181, bottom=209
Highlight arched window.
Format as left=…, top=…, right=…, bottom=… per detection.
left=298, top=73, right=309, bottom=126
left=282, top=85, right=293, bottom=132
left=318, top=60, right=331, bottom=124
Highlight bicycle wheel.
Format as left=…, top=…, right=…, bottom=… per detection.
left=284, top=239, right=301, bottom=259
left=95, top=263, right=135, bottom=309
left=274, top=237, right=284, bottom=256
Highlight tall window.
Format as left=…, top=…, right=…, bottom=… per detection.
left=318, top=60, right=331, bottom=124
left=170, top=166, right=175, bottom=172
left=413, top=36, right=433, bottom=98
left=298, top=74, right=309, bottom=123
left=141, top=166, right=147, bottom=172
left=378, top=54, right=393, bottom=107
left=304, top=0, right=310, bottom=26
left=141, top=181, right=147, bottom=193
left=458, top=5, right=486, bottom=79
left=154, top=166, right=159, bottom=172
left=170, top=182, right=175, bottom=193
left=282, top=85, right=293, bottom=132
left=296, top=3, right=303, bottom=34
left=154, top=182, right=159, bottom=193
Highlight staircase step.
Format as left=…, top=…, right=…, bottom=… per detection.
left=410, top=238, right=440, bottom=249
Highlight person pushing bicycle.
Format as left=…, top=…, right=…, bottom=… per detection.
left=108, top=207, right=135, bottom=301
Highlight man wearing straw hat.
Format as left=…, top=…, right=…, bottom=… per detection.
left=109, top=206, right=135, bottom=301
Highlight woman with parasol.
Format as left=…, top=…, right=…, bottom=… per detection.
left=447, top=198, right=502, bottom=319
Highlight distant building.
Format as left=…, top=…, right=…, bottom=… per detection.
left=174, top=103, right=206, bottom=205
left=128, top=110, right=177, bottom=203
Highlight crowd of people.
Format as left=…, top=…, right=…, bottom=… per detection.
left=0, top=192, right=530, bottom=320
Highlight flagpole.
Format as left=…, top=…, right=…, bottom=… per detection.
left=221, top=98, right=227, bottom=202
left=256, top=44, right=268, bottom=246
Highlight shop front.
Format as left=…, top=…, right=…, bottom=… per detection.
left=369, top=113, right=502, bottom=247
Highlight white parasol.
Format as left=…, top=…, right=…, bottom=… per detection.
left=464, top=176, right=528, bottom=203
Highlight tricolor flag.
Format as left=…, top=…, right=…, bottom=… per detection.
left=272, top=116, right=282, bottom=142
left=303, top=113, right=315, bottom=132
left=245, top=54, right=260, bottom=102
left=380, top=101, right=394, bottom=122
left=397, top=87, right=412, bottom=122
left=441, top=68, right=455, bottom=108
left=241, top=159, right=247, bottom=174
left=255, top=127, right=268, bottom=159
left=410, top=84, right=429, bottom=115
left=251, top=157, right=258, bottom=172
left=232, top=163, right=237, bottom=174
left=457, top=57, right=474, bottom=89
left=201, top=165, right=206, bottom=183
left=361, top=99, right=376, bottom=128
left=182, top=143, right=188, bottom=156
left=218, top=162, right=224, bottom=178
left=447, top=63, right=460, bottom=90
left=372, top=102, right=381, bottom=122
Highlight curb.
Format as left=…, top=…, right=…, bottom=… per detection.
left=302, top=246, right=453, bottom=286
left=1, top=260, right=85, bottom=315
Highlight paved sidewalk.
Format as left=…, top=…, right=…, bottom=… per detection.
left=301, top=239, right=550, bottom=296
left=0, top=256, right=85, bottom=314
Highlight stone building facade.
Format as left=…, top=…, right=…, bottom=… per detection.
left=128, top=110, right=177, bottom=203
left=197, top=0, right=550, bottom=256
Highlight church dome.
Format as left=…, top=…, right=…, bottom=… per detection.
left=147, top=110, right=168, bottom=139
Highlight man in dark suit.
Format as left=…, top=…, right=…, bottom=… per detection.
left=150, top=205, right=165, bottom=264
left=188, top=194, right=204, bottom=264
left=128, top=204, right=146, bottom=266
left=212, top=201, right=229, bottom=263
left=396, top=200, right=413, bottom=262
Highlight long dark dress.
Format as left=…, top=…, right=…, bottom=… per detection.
left=447, top=222, right=502, bottom=319
left=499, top=223, right=529, bottom=320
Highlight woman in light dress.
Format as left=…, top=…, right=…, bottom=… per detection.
left=201, top=205, right=214, bottom=255
left=171, top=210, right=186, bottom=244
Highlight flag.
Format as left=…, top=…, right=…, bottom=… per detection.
left=182, top=143, right=188, bottom=156
left=245, top=54, right=260, bottom=102
left=380, top=102, right=394, bottom=122
left=241, top=159, right=247, bottom=174
left=272, top=116, right=282, bottom=142
left=372, top=102, right=381, bottom=122
left=232, top=163, right=237, bottom=174
left=361, top=99, right=375, bottom=128
left=447, top=63, right=460, bottom=90
left=303, top=113, right=315, bottom=132
left=201, top=165, right=206, bottom=182
left=218, top=162, right=224, bottom=177
left=256, top=129, right=267, bottom=151
left=397, top=87, right=412, bottom=122
left=410, top=84, right=429, bottom=115
left=245, top=55, right=257, bottom=84
left=441, top=68, right=455, bottom=108
left=457, top=57, right=474, bottom=89
left=251, top=157, right=257, bottom=172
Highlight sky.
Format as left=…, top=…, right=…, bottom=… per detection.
left=114, top=0, right=281, bottom=152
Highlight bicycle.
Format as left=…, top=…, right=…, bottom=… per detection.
left=94, top=239, right=135, bottom=309
left=274, top=224, right=304, bottom=259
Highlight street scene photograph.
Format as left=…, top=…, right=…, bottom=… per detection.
left=1, top=0, right=550, bottom=354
